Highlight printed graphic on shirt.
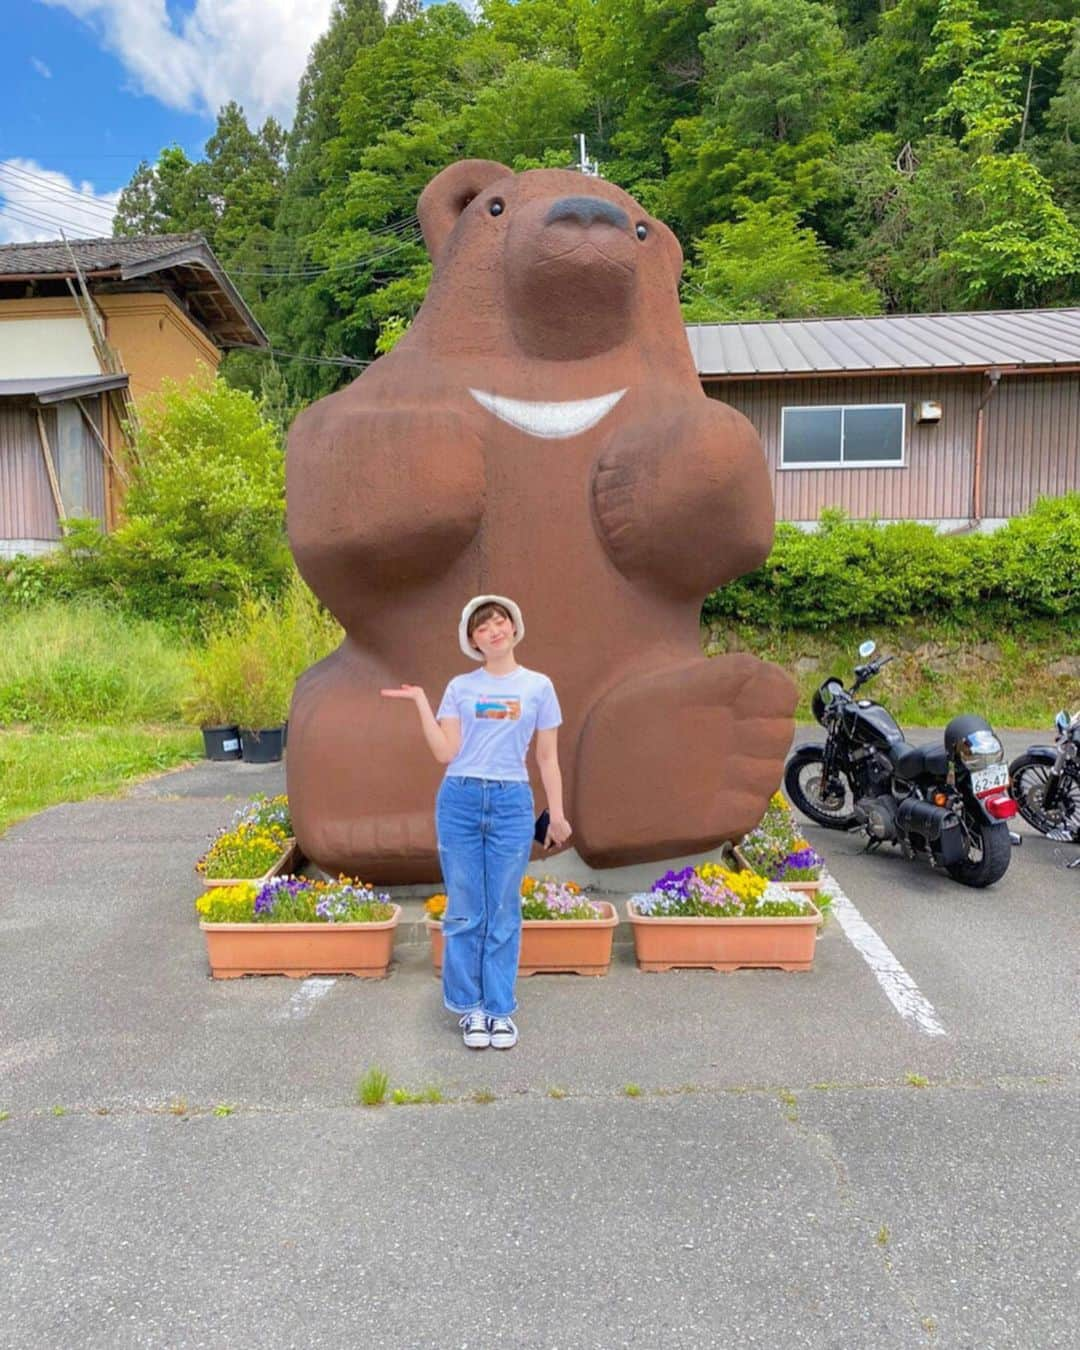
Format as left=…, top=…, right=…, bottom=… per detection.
left=475, top=696, right=521, bottom=721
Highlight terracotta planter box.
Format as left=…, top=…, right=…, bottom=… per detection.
left=427, top=901, right=619, bottom=977
left=626, top=899, right=821, bottom=973
left=200, top=905, right=400, bottom=979
left=198, top=838, right=301, bottom=890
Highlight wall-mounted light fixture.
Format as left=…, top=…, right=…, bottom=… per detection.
left=916, top=400, right=943, bottom=423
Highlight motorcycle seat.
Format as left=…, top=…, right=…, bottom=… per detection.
left=888, top=741, right=949, bottom=780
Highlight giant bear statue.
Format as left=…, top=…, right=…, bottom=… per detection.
left=285, top=160, right=797, bottom=884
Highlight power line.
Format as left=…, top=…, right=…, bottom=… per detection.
left=231, top=343, right=371, bottom=368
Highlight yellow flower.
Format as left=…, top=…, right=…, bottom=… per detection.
left=424, top=893, right=447, bottom=918
left=566, top=881, right=580, bottom=894
left=520, top=876, right=537, bottom=897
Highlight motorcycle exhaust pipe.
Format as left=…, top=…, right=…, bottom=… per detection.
left=1009, top=831, right=1023, bottom=847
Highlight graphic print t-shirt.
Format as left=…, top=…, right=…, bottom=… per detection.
left=436, top=666, right=562, bottom=782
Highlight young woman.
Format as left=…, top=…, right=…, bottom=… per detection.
left=380, top=596, right=571, bottom=1050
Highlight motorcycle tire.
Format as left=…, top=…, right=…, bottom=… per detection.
left=945, top=818, right=1012, bottom=888
left=784, top=748, right=857, bottom=830
left=1008, top=755, right=1080, bottom=841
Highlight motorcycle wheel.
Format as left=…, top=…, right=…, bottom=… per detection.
left=784, top=748, right=857, bottom=830
left=945, top=816, right=1012, bottom=888
left=1009, top=756, right=1080, bottom=841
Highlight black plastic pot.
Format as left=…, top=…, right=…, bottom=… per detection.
left=240, top=725, right=286, bottom=763
left=202, top=724, right=242, bottom=761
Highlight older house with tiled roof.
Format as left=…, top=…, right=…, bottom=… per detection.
left=0, top=233, right=265, bottom=558
left=690, top=308, right=1080, bottom=528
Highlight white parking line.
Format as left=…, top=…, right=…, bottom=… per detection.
left=823, top=875, right=947, bottom=1037
left=275, top=977, right=337, bottom=1021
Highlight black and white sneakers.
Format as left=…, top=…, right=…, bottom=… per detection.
left=460, top=1011, right=490, bottom=1049
left=458, top=1012, right=519, bottom=1049
left=488, top=1016, right=518, bottom=1050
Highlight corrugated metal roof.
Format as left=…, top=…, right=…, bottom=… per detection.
left=0, top=374, right=130, bottom=403
left=0, top=233, right=267, bottom=349
left=687, top=309, right=1080, bottom=376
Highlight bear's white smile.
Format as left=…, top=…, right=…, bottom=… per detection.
left=468, top=387, right=627, bottom=439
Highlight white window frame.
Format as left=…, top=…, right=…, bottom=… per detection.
left=780, top=403, right=907, bottom=470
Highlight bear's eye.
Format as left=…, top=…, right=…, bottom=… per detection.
left=489, top=199, right=505, bottom=217
left=635, top=223, right=648, bottom=241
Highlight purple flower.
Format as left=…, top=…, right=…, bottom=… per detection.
left=651, top=867, right=695, bottom=898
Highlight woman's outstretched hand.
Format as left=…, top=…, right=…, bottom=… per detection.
left=380, top=684, right=426, bottom=704
left=544, top=814, right=573, bottom=849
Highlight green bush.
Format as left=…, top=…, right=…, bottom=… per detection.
left=182, top=570, right=342, bottom=729
left=0, top=600, right=191, bottom=727
left=0, top=378, right=291, bottom=629
left=705, top=494, right=1079, bottom=629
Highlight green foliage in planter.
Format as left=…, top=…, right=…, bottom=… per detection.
left=739, top=791, right=825, bottom=886
left=182, top=570, right=342, bottom=729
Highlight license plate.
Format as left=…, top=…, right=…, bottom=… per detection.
left=972, top=763, right=1009, bottom=795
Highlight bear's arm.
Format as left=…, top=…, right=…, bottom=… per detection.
left=590, top=398, right=774, bottom=599
left=287, top=397, right=485, bottom=615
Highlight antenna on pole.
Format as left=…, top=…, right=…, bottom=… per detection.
left=576, top=133, right=600, bottom=177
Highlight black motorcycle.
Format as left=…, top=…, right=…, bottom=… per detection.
left=1009, top=709, right=1080, bottom=843
left=784, top=641, right=1018, bottom=888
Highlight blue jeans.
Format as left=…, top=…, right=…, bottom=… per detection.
left=435, top=775, right=534, bottom=1018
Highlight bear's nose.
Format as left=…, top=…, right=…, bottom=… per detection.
left=544, top=196, right=630, bottom=231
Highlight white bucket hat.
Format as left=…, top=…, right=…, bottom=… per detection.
left=458, top=594, right=525, bottom=661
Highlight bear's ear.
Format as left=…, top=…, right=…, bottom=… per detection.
left=418, top=159, right=512, bottom=262
left=656, top=219, right=685, bottom=290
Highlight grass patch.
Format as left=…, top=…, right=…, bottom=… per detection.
left=357, top=1067, right=390, bottom=1107
left=0, top=600, right=192, bottom=726
left=213, top=1104, right=236, bottom=1117
left=0, top=725, right=201, bottom=836
left=546, top=1087, right=568, bottom=1099
left=905, top=1073, right=930, bottom=1089
left=623, top=1083, right=642, bottom=1098
left=705, top=618, right=1077, bottom=727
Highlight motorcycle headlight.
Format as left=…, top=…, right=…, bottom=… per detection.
left=956, top=729, right=1004, bottom=771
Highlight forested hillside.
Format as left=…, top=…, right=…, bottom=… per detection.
left=112, top=0, right=1080, bottom=405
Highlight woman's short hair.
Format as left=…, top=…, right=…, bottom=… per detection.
left=467, top=602, right=512, bottom=646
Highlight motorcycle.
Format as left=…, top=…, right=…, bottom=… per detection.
left=784, top=641, right=1018, bottom=888
left=1008, top=709, right=1080, bottom=845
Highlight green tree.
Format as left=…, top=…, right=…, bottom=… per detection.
left=942, top=152, right=1080, bottom=304
left=681, top=204, right=881, bottom=321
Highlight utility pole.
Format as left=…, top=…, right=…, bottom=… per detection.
left=576, top=133, right=600, bottom=177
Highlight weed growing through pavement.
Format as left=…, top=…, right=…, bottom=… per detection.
left=391, top=1086, right=444, bottom=1105
left=213, top=1104, right=236, bottom=1117
left=876, top=1225, right=890, bottom=1247
left=623, top=1083, right=642, bottom=1098
left=547, top=1087, right=568, bottom=1099
left=905, top=1073, right=929, bottom=1088
left=357, top=1067, right=390, bottom=1106
left=168, top=1098, right=188, bottom=1115
left=0, top=1110, right=10, bottom=1121
left=778, top=1089, right=799, bottom=1122
left=471, top=1089, right=496, bottom=1105
left=51, top=1105, right=66, bottom=1116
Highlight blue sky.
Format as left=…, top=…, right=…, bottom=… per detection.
left=1, top=1, right=459, bottom=244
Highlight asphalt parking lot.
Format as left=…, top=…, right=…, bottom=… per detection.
left=0, top=729, right=1076, bottom=1349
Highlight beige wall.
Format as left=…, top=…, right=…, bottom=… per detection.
left=0, top=299, right=98, bottom=376
left=1, top=289, right=223, bottom=535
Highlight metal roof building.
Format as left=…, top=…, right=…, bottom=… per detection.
left=688, top=309, right=1080, bottom=527
left=687, top=308, right=1080, bottom=379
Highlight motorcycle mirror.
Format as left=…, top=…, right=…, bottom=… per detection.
left=858, top=640, right=877, bottom=659
left=1055, top=710, right=1069, bottom=732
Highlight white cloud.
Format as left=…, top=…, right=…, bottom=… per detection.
left=31, top=56, right=53, bottom=78
left=0, top=158, right=120, bottom=244
left=37, top=0, right=338, bottom=125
